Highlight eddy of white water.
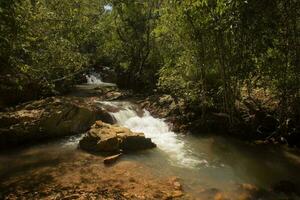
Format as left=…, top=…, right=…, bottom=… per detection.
left=100, top=101, right=208, bottom=168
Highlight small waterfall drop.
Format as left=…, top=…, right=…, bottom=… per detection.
left=86, top=73, right=104, bottom=85
left=85, top=73, right=116, bottom=87
left=101, top=101, right=206, bottom=168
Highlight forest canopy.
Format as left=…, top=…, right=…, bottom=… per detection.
left=0, top=0, right=299, bottom=130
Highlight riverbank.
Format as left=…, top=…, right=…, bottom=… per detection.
left=136, top=93, right=300, bottom=148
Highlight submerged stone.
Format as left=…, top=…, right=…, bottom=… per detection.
left=103, top=153, right=123, bottom=165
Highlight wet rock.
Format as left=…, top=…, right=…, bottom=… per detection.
left=104, top=91, right=123, bottom=100
left=168, top=177, right=182, bottom=190
left=173, top=182, right=182, bottom=190
left=103, top=153, right=123, bottom=165
left=140, top=100, right=151, bottom=109
left=40, top=104, right=96, bottom=136
left=199, top=188, right=221, bottom=199
left=172, top=190, right=184, bottom=198
left=0, top=109, right=42, bottom=128
left=214, top=193, right=229, bottom=200
left=159, top=95, right=174, bottom=106
left=79, top=121, right=156, bottom=153
left=140, top=94, right=186, bottom=119
left=0, top=97, right=114, bottom=149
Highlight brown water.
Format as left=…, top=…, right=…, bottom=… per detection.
left=1, top=101, right=300, bottom=199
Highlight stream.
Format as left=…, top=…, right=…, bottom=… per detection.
left=99, top=101, right=300, bottom=193
left=1, top=77, right=300, bottom=199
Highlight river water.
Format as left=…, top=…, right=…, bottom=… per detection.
left=1, top=82, right=300, bottom=198
left=99, top=101, right=300, bottom=194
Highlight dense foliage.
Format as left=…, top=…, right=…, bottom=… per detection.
left=1, top=0, right=299, bottom=134
left=156, top=1, right=299, bottom=125
left=0, top=0, right=106, bottom=104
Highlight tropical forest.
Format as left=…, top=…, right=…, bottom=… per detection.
left=0, top=0, right=299, bottom=199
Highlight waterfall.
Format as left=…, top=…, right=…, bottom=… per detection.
left=101, top=101, right=206, bottom=168
left=85, top=73, right=116, bottom=86
left=86, top=73, right=104, bottom=85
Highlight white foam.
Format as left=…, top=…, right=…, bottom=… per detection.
left=86, top=74, right=104, bottom=85
left=109, top=102, right=206, bottom=168
left=86, top=73, right=116, bottom=86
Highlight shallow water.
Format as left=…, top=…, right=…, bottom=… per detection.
left=1, top=100, right=300, bottom=198
left=102, top=101, right=300, bottom=193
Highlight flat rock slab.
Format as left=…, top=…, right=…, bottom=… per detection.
left=0, top=97, right=115, bottom=149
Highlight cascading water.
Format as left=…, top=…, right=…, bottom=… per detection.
left=85, top=73, right=116, bottom=86
left=86, top=73, right=104, bottom=85
left=99, top=101, right=206, bottom=168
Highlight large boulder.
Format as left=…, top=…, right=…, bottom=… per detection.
left=79, top=121, right=156, bottom=153
left=0, top=97, right=115, bottom=148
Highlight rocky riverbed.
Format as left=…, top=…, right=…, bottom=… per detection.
left=0, top=149, right=187, bottom=200
left=1, top=143, right=299, bottom=200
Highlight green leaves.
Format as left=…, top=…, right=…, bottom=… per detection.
left=0, top=0, right=107, bottom=102
left=0, top=0, right=298, bottom=118
left=103, top=0, right=160, bottom=90
left=156, top=0, right=299, bottom=120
